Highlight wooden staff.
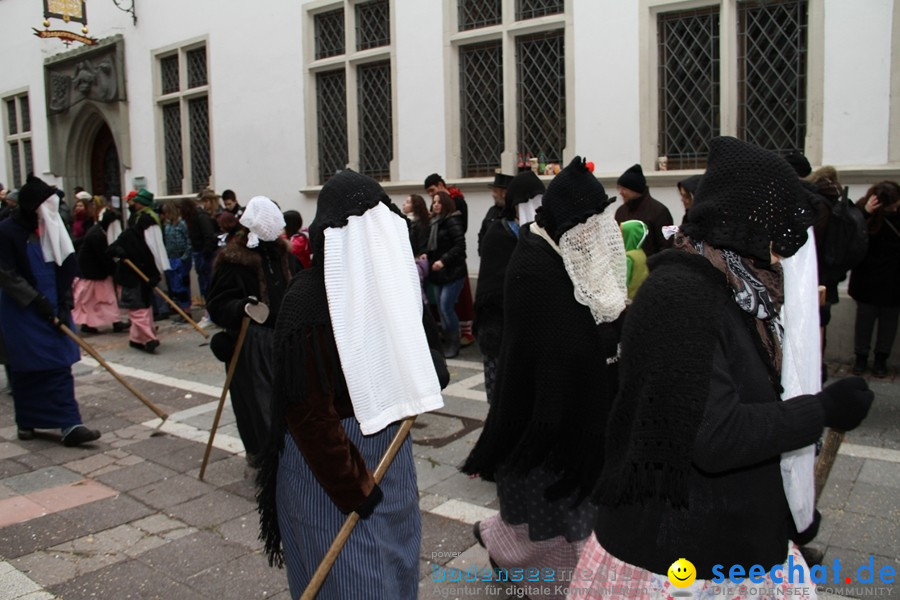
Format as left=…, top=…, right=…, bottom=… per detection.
left=815, top=429, right=845, bottom=500
left=301, top=417, right=416, bottom=600
left=198, top=316, right=251, bottom=480
left=59, top=322, right=168, bottom=422
left=123, top=258, right=209, bottom=339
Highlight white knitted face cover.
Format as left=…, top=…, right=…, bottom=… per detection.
left=37, top=194, right=75, bottom=266
left=240, top=196, right=285, bottom=248
left=558, top=210, right=628, bottom=324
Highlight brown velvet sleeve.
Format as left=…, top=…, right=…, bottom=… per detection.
left=284, top=327, right=375, bottom=514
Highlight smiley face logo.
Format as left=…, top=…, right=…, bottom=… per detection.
left=668, top=558, right=697, bottom=588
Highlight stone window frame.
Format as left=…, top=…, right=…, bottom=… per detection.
left=304, top=0, right=396, bottom=185
left=640, top=0, right=825, bottom=171
left=151, top=37, right=213, bottom=196
left=2, top=89, right=33, bottom=190
left=447, top=0, right=573, bottom=179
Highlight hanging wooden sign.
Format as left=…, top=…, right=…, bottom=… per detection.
left=33, top=28, right=96, bottom=46
left=44, top=0, right=88, bottom=25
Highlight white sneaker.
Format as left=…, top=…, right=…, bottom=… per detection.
left=198, top=316, right=215, bottom=329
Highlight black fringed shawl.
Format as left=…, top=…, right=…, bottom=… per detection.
left=461, top=224, right=621, bottom=501
left=595, top=250, right=731, bottom=508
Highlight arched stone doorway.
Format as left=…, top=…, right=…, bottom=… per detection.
left=90, top=122, right=121, bottom=198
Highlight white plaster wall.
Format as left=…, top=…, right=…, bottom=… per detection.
left=571, top=0, right=641, bottom=173
left=393, top=0, right=446, bottom=183
left=821, top=0, right=893, bottom=166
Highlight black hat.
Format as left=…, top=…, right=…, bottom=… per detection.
left=502, top=170, right=545, bottom=220
left=784, top=152, right=811, bottom=178
left=17, top=175, right=56, bottom=214
left=682, top=136, right=816, bottom=263
left=617, top=164, right=647, bottom=194
left=488, top=173, right=514, bottom=189
left=100, top=209, right=120, bottom=229
left=310, top=170, right=393, bottom=262
left=423, top=173, right=444, bottom=189
left=535, top=156, right=611, bottom=242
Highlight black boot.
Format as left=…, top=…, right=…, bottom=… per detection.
left=872, top=353, right=889, bottom=378
left=852, top=354, right=867, bottom=375
left=443, top=329, right=460, bottom=359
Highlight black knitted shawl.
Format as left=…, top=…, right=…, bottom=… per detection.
left=462, top=224, right=621, bottom=500
left=595, top=250, right=732, bottom=508
left=473, top=219, right=519, bottom=359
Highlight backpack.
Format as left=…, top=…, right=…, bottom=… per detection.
left=819, top=186, right=868, bottom=287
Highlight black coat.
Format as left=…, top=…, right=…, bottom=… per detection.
left=188, top=210, right=218, bottom=255
left=77, top=224, right=116, bottom=281
left=427, top=213, right=467, bottom=285
left=849, top=212, right=900, bottom=306
left=473, top=219, right=518, bottom=358
left=110, top=211, right=161, bottom=289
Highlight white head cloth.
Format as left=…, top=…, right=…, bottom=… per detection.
left=516, top=194, right=543, bottom=224
left=37, top=194, right=75, bottom=266
left=98, top=207, right=123, bottom=246
left=779, top=226, right=820, bottom=532
left=324, top=202, right=443, bottom=434
left=240, top=196, right=285, bottom=248
left=143, top=218, right=171, bottom=274
left=558, top=210, right=628, bottom=324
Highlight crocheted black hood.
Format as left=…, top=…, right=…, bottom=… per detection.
left=681, top=137, right=816, bottom=263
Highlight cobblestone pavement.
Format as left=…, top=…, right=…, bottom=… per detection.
left=0, top=316, right=898, bottom=600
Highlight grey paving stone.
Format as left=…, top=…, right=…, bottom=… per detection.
left=8, top=451, right=55, bottom=471
left=59, top=494, right=155, bottom=533
left=827, top=455, right=864, bottom=482
left=828, top=512, right=900, bottom=559
left=137, top=529, right=247, bottom=580
left=425, top=470, right=498, bottom=507
left=856, top=459, right=900, bottom=489
left=0, top=458, right=31, bottom=479
left=186, top=552, right=289, bottom=599
left=844, top=482, right=900, bottom=519
left=93, top=459, right=178, bottom=492
left=150, top=441, right=230, bottom=473
left=0, top=512, right=91, bottom=559
left=215, top=511, right=264, bottom=550
left=420, top=512, right=479, bottom=566
left=33, top=439, right=108, bottom=463
left=221, top=472, right=258, bottom=500
left=1, top=466, right=83, bottom=494
left=415, top=456, right=460, bottom=491
left=165, top=489, right=253, bottom=529
left=125, top=435, right=198, bottom=460
left=439, top=396, right=490, bottom=422
left=818, top=476, right=853, bottom=510
left=130, top=473, right=214, bottom=510
left=820, top=546, right=900, bottom=596
left=415, top=429, right=484, bottom=471
left=49, top=558, right=201, bottom=600
left=190, top=454, right=246, bottom=487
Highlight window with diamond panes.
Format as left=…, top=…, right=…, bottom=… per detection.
left=658, top=8, right=720, bottom=170
left=162, top=103, right=183, bottom=195
left=315, top=8, right=345, bottom=59
left=459, top=0, right=501, bottom=31
left=4, top=93, right=32, bottom=189
left=187, top=47, right=208, bottom=89
left=357, top=61, right=392, bottom=181
left=161, top=55, right=179, bottom=95
left=516, top=0, right=564, bottom=21
left=189, top=97, right=211, bottom=192
left=737, top=0, right=807, bottom=155
left=317, top=70, right=349, bottom=183
left=516, top=31, right=566, bottom=166
left=356, top=0, right=390, bottom=51
left=460, top=41, right=504, bottom=177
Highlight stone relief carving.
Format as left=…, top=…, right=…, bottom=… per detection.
left=47, top=49, right=121, bottom=114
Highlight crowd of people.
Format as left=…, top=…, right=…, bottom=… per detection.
left=0, top=136, right=895, bottom=598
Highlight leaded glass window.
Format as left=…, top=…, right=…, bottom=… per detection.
left=516, top=0, right=564, bottom=21
left=356, top=0, right=390, bottom=51
left=516, top=30, right=566, bottom=165
left=459, top=0, right=501, bottom=31
left=161, top=55, right=179, bottom=95
left=317, top=69, right=349, bottom=183
left=358, top=61, right=392, bottom=181
left=315, top=8, right=345, bottom=59
left=4, top=93, right=32, bottom=189
left=162, top=103, right=183, bottom=195
left=737, top=0, right=807, bottom=154
left=189, top=97, right=211, bottom=192
left=658, top=8, right=720, bottom=169
left=187, top=47, right=208, bottom=89
left=460, top=41, right=504, bottom=177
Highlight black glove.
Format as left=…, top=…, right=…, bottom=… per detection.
left=353, top=483, right=383, bottom=519
left=108, top=244, right=127, bottom=259
left=31, top=295, right=57, bottom=325
left=818, top=376, right=874, bottom=431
